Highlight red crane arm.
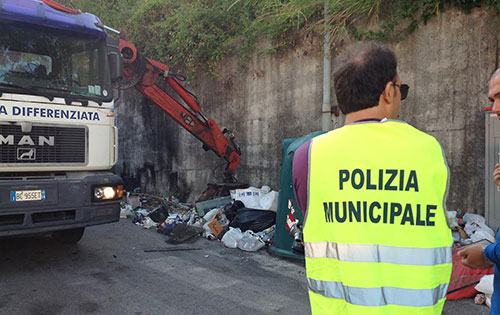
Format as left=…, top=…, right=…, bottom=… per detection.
left=39, top=0, right=79, bottom=14
left=116, top=39, right=241, bottom=178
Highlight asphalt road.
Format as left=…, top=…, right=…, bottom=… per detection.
left=0, top=219, right=491, bottom=315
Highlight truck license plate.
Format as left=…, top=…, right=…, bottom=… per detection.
left=11, top=190, right=46, bottom=202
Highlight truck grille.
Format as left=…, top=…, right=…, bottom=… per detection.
left=0, top=124, right=86, bottom=164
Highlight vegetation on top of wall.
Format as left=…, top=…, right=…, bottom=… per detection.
left=59, top=0, right=500, bottom=77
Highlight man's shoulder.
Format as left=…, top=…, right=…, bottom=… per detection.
left=385, top=120, right=441, bottom=143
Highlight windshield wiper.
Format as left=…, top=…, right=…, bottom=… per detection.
left=64, top=96, right=89, bottom=107
left=0, top=82, right=24, bottom=89
left=0, top=83, right=54, bottom=101
left=36, top=86, right=103, bottom=106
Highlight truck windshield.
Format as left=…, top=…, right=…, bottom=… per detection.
left=0, top=23, right=112, bottom=102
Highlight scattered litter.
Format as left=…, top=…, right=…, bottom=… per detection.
left=166, top=223, right=203, bottom=245
left=474, top=293, right=486, bottom=305
left=148, top=206, right=170, bottom=223
left=121, top=186, right=279, bottom=253
left=120, top=204, right=134, bottom=219
left=208, top=216, right=225, bottom=238
left=222, top=225, right=276, bottom=251
left=475, top=275, right=494, bottom=307
left=128, top=194, right=141, bottom=208
left=203, top=208, right=221, bottom=223
left=447, top=212, right=496, bottom=247
left=138, top=217, right=158, bottom=229
left=463, top=213, right=496, bottom=243
left=446, top=210, right=459, bottom=228
left=202, top=230, right=217, bottom=240
left=196, top=196, right=232, bottom=216
left=158, top=214, right=181, bottom=236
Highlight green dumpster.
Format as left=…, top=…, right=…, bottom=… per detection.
left=268, top=131, right=326, bottom=260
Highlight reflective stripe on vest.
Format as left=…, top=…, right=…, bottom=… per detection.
left=305, top=242, right=452, bottom=266
left=308, top=278, right=448, bottom=307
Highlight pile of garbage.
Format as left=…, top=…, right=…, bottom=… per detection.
left=446, top=211, right=496, bottom=307
left=120, top=185, right=279, bottom=252
left=447, top=211, right=496, bottom=246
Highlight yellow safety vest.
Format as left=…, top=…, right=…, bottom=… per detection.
left=304, top=120, right=452, bottom=315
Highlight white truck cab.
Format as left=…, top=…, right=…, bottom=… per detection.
left=0, top=0, right=123, bottom=242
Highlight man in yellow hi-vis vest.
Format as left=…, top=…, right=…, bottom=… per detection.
left=292, top=42, right=452, bottom=315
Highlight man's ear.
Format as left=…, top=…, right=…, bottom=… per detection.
left=382, top=81, right=394, bottom=104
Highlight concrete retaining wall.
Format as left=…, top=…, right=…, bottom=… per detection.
left=115, top=7, right=499, bottom=214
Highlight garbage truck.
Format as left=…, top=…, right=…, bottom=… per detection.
left=0, top=0, right=240, bottom=243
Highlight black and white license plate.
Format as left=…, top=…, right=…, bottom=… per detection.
left=10, top=190, right=46, bottom=202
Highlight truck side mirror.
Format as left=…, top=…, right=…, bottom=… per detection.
left=106, top=35, right=123, bottom=85
left=108, top=51, right=123, bottom=82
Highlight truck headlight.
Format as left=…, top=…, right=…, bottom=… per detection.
left=93, top=185, right=123, bottom=201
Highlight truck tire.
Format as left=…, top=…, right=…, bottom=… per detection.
left=51, top=227, right=85, bottom=244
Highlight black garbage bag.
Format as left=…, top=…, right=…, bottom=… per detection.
left=224, top=200, right=245, bottom=222
left=148, top=205, right=170, bottom=223
left=229, top=208, right=276, bottom=232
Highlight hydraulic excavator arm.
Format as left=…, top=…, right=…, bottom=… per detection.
left=39, top=0, right=241, bottom=181
left=113, top=38, right=241, bottom=182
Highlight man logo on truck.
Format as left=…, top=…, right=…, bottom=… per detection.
left=0, top=135, right=55, bottom=146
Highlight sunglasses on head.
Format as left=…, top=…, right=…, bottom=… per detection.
left=393, top=83, right=409, bottom=100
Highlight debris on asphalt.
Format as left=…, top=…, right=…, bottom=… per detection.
left=475, top=275, right=494, bottom=307
left=447, top=211, right=495, bottom=301
left=148, top=206, right=170, bottom=223
left=166, top=223, right=204, bottom=245
left=448, top=211, right=496, bottom=247
left=120, top=183, right=280, bottom=253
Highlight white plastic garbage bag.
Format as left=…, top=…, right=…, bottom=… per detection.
left=230, top=186, right=279, bottom=211
left=221, top=227, right=244, bottom=248
left=462, top=213, right=496, bottom=243
left=446, top=210, right=459, bottom=228
left=463, top=213, right=486, bottom=224
left=203, top=208, right=221, bottom=222
left=259, top=191, right=279, bottom=212
left=120, top=204, right=134, bottom=219
left=141, top=217, right=158, bottom=229
left=237, top=230, right=266, bottom=252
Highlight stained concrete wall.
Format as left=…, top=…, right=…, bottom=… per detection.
left=115, top=7, right=499, bottom=214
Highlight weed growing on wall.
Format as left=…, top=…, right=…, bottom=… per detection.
left=58, top=0, right=500, bottom=77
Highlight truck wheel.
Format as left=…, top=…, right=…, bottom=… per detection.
left=52, top=227, right=85, bottom=244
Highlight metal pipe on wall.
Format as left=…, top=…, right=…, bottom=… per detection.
left=322, top=0, right=333, bottom=131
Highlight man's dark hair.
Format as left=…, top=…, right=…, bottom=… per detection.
left=334, top=42, right=397, bottom=115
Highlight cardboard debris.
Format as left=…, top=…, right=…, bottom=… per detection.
left=208, top=218, right=224, bottom=237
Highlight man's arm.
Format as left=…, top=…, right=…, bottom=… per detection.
left=459, top=163, right=500, bottom=268
left=292, top=140, right=311, bottom=217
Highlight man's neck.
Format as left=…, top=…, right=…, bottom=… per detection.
left=344, top=106, right=386, bottom=125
